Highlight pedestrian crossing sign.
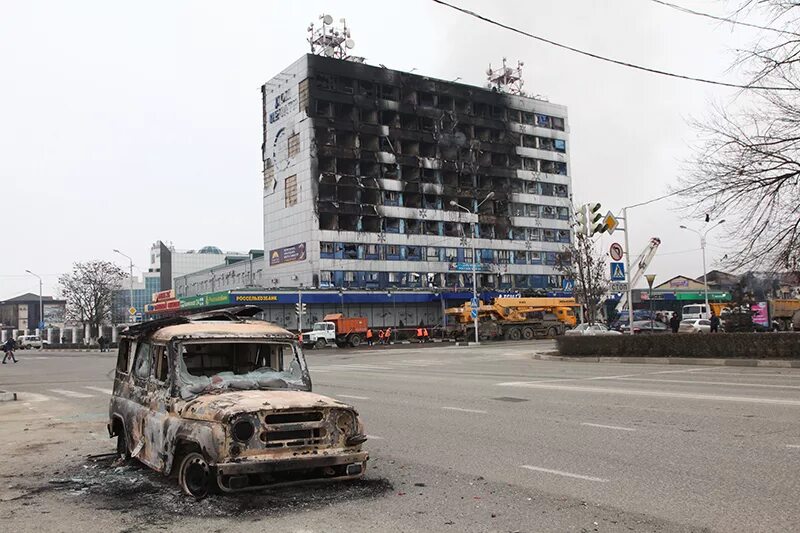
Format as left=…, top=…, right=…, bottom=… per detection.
left=610, top=262, right=626, bottom=281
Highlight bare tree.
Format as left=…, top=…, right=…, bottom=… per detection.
left=555, top=231, right=609, bottom=324
left=677, top=1, right=800, bottom=270
left=59, top=261, right=125, bottom=336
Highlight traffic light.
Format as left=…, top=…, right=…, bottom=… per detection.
left=575, top=204, right=588, bottom=236
left=588, top=203, right=607, bottom=235
left=294, top=302, right=307, bottom=316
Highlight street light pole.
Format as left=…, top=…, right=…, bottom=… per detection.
left=25, top=270, right=43, bottom=331
left=450, top=192, right=494, bottom=345
left=113, top=249, right=135, bottom=313
left=680, top=220, right=725, bottom=317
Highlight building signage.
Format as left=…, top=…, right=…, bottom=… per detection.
left=751, top=302, right=769, bottom=327
left=448, top=262, right=489, bottom=272
left=205, top=291, right=230, bottom=305
left=270, top=243, right=307, bottom=266
left=152, top=289, right=176, bottom=303
left=669, top=279, right=690, bottom=288
left=232, top=294, right=279, bottom=303
left=179, top=295, right=206, bottom=308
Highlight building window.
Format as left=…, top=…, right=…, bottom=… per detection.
left=320, top=271, right=332, bottom=285
left=463, top=248, right=473, bottom=262
left=386, top=245, right=400, bottom=258
left=285, top=175, right=298, bottom=207
left=287, top=133, right=300, bottom=157
left=320, top=242, right=334, bottom=256
left=497, top=250, right=510, bottom=264
left=445, top=248, right=457, bottom=261
left=344, top=271, right=355, bottom=282
left=427, top=247, right=440, bottom=261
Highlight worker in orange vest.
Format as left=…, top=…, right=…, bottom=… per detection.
left=416, top=327, right=424, bottom=342
left=366, top=328, right=374, bottom=346
left=423, top=327, right=430, bottom=342
left=384, top=327, right=392, bottom=344
left=377, top=328, right=385, bottom=345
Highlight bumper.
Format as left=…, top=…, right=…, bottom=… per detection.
left=215, top=450, right=369, bottom=492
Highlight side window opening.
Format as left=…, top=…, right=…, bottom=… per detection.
left=133, top=341, right=152, bottom=380
left=153, top=345, right=169, bottom=383
left=116, top=339, right=131, bottom=374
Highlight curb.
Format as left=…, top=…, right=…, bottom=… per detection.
left=533, top=353, right=800, bottom=368
left=0, top=390, right=18, bottom=402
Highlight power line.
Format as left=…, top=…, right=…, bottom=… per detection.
left=430, top=0, right=795, bottom=91
left=650, top=0, right=800, bottom=37
left=623, top=183, right=701, bottom=210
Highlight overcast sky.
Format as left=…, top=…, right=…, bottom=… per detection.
left=0, top=0, right=764, bottom=299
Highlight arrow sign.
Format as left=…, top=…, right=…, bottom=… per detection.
left=610, top=262, right=626, bottom=281
left=470, top=308, right=478, bottom=319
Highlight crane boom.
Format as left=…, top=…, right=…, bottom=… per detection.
left=615, top=237, right=661, bottom=313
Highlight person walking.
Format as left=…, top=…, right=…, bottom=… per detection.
left=366, top=328, right=374, bottom=346
left=384, top=327, right=392, bottom=345
left=98, top=335, right=106, bottom=352
left=2, top=338, right=18, bottom=364
left=416, top=326, right=424, bottom=343
left=710, top=312, right=720, bottom=333
left=670, top=313, right=680, bottom=333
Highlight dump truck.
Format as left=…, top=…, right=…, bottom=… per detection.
left=768, top=299, right=800, bottom=331
left=301, top=313, right=368, bottom=348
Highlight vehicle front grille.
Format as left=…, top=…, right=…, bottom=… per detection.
left=261, top=410, right=333, bottom=449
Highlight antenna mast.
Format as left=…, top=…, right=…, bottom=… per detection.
left=486, top=58, right=525, bottom=95
left=307, top=14, right=365, bottom=63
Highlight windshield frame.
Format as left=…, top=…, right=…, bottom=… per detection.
left=170, top=337, right=311, bottom=398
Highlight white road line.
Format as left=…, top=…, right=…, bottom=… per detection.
left=15, top=392, right=53, bottom=402
left=787, top=444, right=800, bottom=449
left=333, top=364, right=393, bottom=370
left=442, top=406, right=488, bottom=414
left=650, top=368, right=721, bottom=374
left=497, top=382, right=800, bottom=406
left=581, top=422, right=636, bottom=432
left=497, top=374, right=640, bottom=387
left=520, top=465, right=608, bottom=483
left=678, top=370, right=800, bottom=378
left=611, top=377, right=800, bottom=390
left=338, top=394, right=369, bottom=400
left=84, top=386, right=112, bottom=394
left=48, top=389, right=93, bottom=399
left=366, top=435, right=384, bottom=440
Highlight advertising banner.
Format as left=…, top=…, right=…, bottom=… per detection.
left=42, top=303, right=66, bottom=328
left=205, top=291, right=231, bottom=306
left=751, top=302, right=770, bottom=327
left=447, top=262, right=489, bottom=273
left=269, top=243, right=307, bottom=266
left=152, top=289, right=176, bottom=303
left=179, top=295, right=206, bottom=309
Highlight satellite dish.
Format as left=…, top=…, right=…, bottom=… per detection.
left=324, top=47, right=334, bottom=57
left=322, top=14, right=333, bottom=25
left=345, top=38, right=355, bottom=49
left=486, top=68, right=493, bottom=75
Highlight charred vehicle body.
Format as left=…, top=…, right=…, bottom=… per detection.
left=108, top=306, right=368, bottom=497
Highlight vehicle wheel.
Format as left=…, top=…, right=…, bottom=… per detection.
left=521, top=327, right=535, bottom=340
left=505, top=327, right=522, bottom=341
left=315, top=339, right=326, bottom=350
left=349, top=334, right=362, bottom=347
left=547, top=327, right=557, bottom=337
left=116, top=429, right=130, bottom=459
left=177, top=452, right=215, bottom=499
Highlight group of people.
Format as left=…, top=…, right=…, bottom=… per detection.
left=365, top=327, right=393, bottom=346
left=2, top=338, right=18, bottom=364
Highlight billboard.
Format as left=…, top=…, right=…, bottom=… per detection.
left=269, top=242, right=306, bottom=266
left=751, top=302, right=770, bottom=327
left=42, top=303, right=65, bottom=328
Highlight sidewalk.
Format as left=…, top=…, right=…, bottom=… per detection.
left=534, top=352, right=800, bottom=368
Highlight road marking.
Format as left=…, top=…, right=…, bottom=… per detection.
left=679, top=370, right=800, bottom=378
left=611, top=377, right=800, bottom=390
left=366, top=435, right=384, bottom=440
left=581, top=422, right=636, bottom=432
left=15, top=392, right=53, bottom=402
left=520, top=465, right=608, bottom=483
left=48, top=389, right=93, bottom=399
left=496, top=374, right=641, bottom=387
left=84, top=386, right=112, bottom=394
left=787, top=444, right=800, bottom=449
left=442, top=406, right=488, bottom=414
left=497, top=382, right=800, bottom=406
left=333, top=364, right=393, bottom=370
left=338, top=394, right=369, bottom=400
left=650, top=368, right=720, bottom=374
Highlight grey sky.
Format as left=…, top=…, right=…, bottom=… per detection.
left=0, top=0, right=762, bottom=299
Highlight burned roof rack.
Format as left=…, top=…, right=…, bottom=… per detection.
left=123, top=305, right=264, bottom=335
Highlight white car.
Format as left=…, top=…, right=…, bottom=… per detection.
left=565, top=323, right=622, bottom=336
left=16, top=335, right=50, bottom=349
left=678, top=319, right=711, bottom=333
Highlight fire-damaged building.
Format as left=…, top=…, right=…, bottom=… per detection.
left=260, top=53, right=572, bottom=292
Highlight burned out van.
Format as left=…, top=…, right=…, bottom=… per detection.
left=108, top=306, right=368, bottom=497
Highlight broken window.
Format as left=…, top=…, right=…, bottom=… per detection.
left=427, top=247, right=440, bottom=261
left=285, top=175, right=298, bottom=207
left=344, top=271, right=355, bottom=283
left=386, top=245, right=400, bottom=258
left=116, top=339, right=131, bottom=373
left=498, top=250, right=510, bottom=264
left=535, top=114, right=551, bottom=128
left=315, top=100, right=333, bottom=117
left=359, top=80, right=376, bottom=98
left=133, top=341, right=152, bottom=381
left=512, top=251, right=527, bottom=264
left=179, top=343, right=298, bottom=387
left=315, top=74, right=335, bottom=90
left=154, top=345, right=168, bottom=383
left=380, top=85, right=399, bottom=101
left=360, top=134, right=379, bottom=151
left=522, top=112, right=535, bottom=125
left=543, top=229, right=556, bottom=242
left=339, top=131, right=357, bottom=149
left=365, top=244, right=379, bottom=258
left=287, top=133, right=300, bottom=157
left=542, top=205, right=556, bottom=219
left=463, top=248, right=473, bottom=262
left=380, top=110, right=398, bottom=127
left=320, top=242, right=334, bottom=257
left=510, top=203, right=526, bottom=217
left=445, top=248, right=457, bottom=261
left=343, top=244, right=358, bottom=259
left=383, top=191, right=400, bottom=206
left=335, top=103, right=354, bottom=120
left=538, top=137, right=554, bottom=151
left=407, top=246, right=422, bottom=260
left=418, top=91, right=435, bottom=107
left=529, top=251, right=542, bottom=264
left=400, top=114, right=418, bottom=130
left=558, top=207, right=570, bottom=220
left=316, top=128, right=335, bottom=146
left=384, top=218, right=401, bottom=234
left=529, top=228, right=541, bottom=241
left=552, top=117, right=565, bottom=131
left=439, top=94, right=454, bottom=110
left=511, top=227, right=527, bottom=240
left=522, top=135, right=536, bottom=148
left=420, top=117, right=436, bottom=132
left=540, top=183, right=555, bottom=196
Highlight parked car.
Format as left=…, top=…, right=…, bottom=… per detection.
left=678, top=318, right=711, bottom=333
left=109, top=306, right=369, bottom=498
left=620, top=320, right=670, bottom=334
left=16, top=335, right=49, bottom=349
left=565, top=323, right=622, bottom=336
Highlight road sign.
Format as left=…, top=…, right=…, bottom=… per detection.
left=610, top=262, right=626, bottom=281
left=562, top=279, right=574, bottom=293
left=610, top=282, right=628, bottom=293
left=604, top=211, right=620, bottom=235
left=38, top=321, right=45, bottom=330
left=470, top=297, right=479, bottom=308
left=470, top=308, right=478, bottom=319
left=609, top=243, right=623, bottom=261
left=128, top=306, right=137, bottom=315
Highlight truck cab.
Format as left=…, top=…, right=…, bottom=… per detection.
left=301, top=322, right=336, bottom=349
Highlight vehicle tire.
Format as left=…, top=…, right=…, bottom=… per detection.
left=505, top=327, right=522, bottom=341
left=349, top=334, right=362, bottom=347
left=315, top=339, right=326, bottom=350
left=116, top=428, right=130, bottom=459
left=521, top=327, right=535, bottom=340
left=177, top=452, right=215, bottom=499
left=547, top=327, right=557, bottom=337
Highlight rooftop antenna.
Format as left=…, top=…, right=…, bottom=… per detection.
left=307, top=14, right=365, bottom=63
left=486, top=58, right=525, bottom=95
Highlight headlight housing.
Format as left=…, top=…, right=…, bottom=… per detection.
left=231, top=418, right=255, bottom=442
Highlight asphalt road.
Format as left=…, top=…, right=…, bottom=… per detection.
left=1, top=342, right=799, bottom=532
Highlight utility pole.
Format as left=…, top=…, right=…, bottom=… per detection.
left=450, top=191, right=495, bottom=345
left=25, top=270, right=43, bottom=331
left=113, top=249, right=135, bottom=314
left=680, top=220, right=725, bottom=317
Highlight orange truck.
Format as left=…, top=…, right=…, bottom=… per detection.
left=301, top=313, right=369, bottom=348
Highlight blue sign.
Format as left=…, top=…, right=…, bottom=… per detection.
left=610, top=262, right=626, bottom=281
left=470, top=297, right=479, bottom=308
left=449, top=262, right=487, bottom=272
left=38, top=321, right=45, bottom=330
left=470, top=308, right=478, bottom=319
left=562, top=279, right=574, bottom=293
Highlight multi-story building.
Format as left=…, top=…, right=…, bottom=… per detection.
left=149, top=241, right=249, bottom=290
left=111, top=272, right=161, bottom=324
left=260, top=54, right=571, bottom=292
